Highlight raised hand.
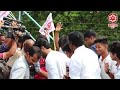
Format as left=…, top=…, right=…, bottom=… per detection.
left=55, top=22, right=63, bottom=32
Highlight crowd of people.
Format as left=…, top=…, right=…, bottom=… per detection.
left=0, top=21, right=120, bottom=79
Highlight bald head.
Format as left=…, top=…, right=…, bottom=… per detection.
left=24, top=39, right=35, bottom=53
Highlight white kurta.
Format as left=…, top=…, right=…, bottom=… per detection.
left=69, top=45, right=101, bottom=79
left=99, top=54, right=117, bottom=79
left=46, top=50, right=69, bottom=79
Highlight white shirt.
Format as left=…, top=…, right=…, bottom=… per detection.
left=59, top=47, right=64, bottom=53
left=9, top=55, right=30, bottom=79
left=46, top=50, right=69, bottom=79
left=59, top=47, right=70, bottom=67
left=69, top=45, right=101, bottom=79
left=114, top=65, right=120, bottom=79
left=99, top=54, right=117, bottom=79
left=21, top=47, right=25, bottom=56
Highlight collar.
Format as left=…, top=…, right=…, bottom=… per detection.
left=74, top=45, right=85, bottom=53
left=99, top=53, right=111, bottom=62
left=23, top=55, right=29, bottom=68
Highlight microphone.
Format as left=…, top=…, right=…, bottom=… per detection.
left=3, top=17, right=23, bottom=23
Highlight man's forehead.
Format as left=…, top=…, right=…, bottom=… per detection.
left=32, top=54, right=40, bottom=61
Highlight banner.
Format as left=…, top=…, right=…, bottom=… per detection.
left=39, top=13, right=55, bottom=37
left=0, top=11, right=10, bottom=20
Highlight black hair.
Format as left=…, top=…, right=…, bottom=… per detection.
left=18, top=36, right=26, bottom=43
left=36, top=34, right=48, bottom=41
left=28, top=46, right=41, bottom=59
left=17, top=36, right=26, bottom=49
left=20, top=33, right=32, bottom=40
left=62, top=42, right=72, bottom=52
left=35, top=38, right=50, bottom=49
left=94, top=37, right=108, bottom=45
left=58, top=35, right=68, bottom=48
left=109, top=41, right=120, bottom=60
left=84, top=30, right=96, bottom=38
left=68, top=31, right=84, bottom=47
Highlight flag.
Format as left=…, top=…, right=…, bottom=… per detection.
left=0, top=11, right=10, bottom=20
left=39, top=13, right=55, bottom=37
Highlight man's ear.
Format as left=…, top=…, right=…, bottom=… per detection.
left=90, top=36, right=94, bottom=40
left=41, top=46, right=45, bottom=51
left=26, top=52, right=29, bottom=57
left=114, top=53, right=117, bottom=58
left=105, top=44, right=108, bottom=49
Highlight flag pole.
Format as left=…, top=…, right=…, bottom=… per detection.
left=23, top=11, right=53, bottom=41
left=52, top=31, right=56, bottom=51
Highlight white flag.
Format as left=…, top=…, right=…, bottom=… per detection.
left=0, top=11, right=10, bottom=20
left=39, top=13, right=55, bottom=36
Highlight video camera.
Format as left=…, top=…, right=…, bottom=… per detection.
left=3, top=17, right=23, bottom=26
left=0, top=17, right=28, bottom=40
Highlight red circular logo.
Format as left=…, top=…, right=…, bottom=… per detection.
left=108, top=13, right=118, bottom=23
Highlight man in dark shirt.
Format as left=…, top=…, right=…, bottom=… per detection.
left=84, top=30, right=99, bottom=58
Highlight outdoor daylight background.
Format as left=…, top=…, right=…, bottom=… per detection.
left=12, top=11, right=120, bottom=48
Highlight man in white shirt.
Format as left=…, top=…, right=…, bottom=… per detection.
left=68, top=31, right=101, bottom=79
left=9, top=46, right=41, bottom=79
left=98, top=54, right=116, bottom=79
left=35, top=38, right=69, bottom=79
left=6, top=39, right=35, bottom=70
left=94, top=37, right=117, bottom=79
left=104, top=41, right=120, bottom=79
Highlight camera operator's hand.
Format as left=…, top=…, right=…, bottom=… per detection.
left=0, top=20, right=4, bottom=28
left=11, top=21, right=18, bottom=28
left=6, top=31, right=15, bottom=40
left=2, top=40, right=17, bottom=60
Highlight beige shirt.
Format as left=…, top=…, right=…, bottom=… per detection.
left=6, top=48, right=22, bottom=67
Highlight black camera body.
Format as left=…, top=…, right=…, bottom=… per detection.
left=0, top=17, right=32, bottom=41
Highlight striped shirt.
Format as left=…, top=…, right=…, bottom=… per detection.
left=0, top=43, right=9, bottom=53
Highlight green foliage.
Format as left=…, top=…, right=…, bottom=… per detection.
left=12, top=11, right=120, bottom=46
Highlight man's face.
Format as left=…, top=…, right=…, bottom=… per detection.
left=95, top=43, right=107, bottom=55
left=27, top=54, right=39, bottom=65
left=84, top=37, right=93, bottom=47
left=41, top=52, right=47, bottom=58
left=110, top=52, right=116, bottom=61
left=40, top=46, right=47, bottom=58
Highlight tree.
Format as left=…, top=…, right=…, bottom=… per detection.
left=12, top=11, right=120, bottom=46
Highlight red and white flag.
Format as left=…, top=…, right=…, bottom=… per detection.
left=0, top=11, right=10, bottom=20
left=39, top=13, right=55, bottom=36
